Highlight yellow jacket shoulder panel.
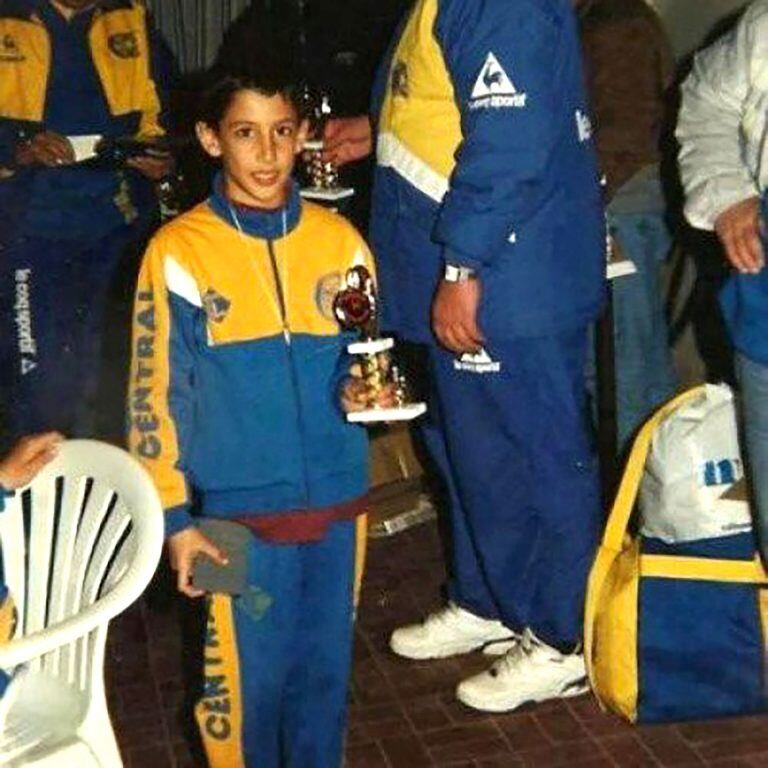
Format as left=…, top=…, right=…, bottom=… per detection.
left=378, top=0, right=462, bottom=182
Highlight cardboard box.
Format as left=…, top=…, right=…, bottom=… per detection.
left=367, top=424, right=433, bottom=536
left=369, top=423, right=423, bottom=487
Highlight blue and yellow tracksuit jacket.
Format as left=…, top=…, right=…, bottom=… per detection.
left=128, top=180, right=372, bottom=537
left=370, top=0, right=606, bottom=342
left=0, top=0, right=171, bottom=240
left=0, top=0, right=165, bottom=171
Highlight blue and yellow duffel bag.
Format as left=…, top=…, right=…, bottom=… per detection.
left=585, top=386, right=768, bottom=723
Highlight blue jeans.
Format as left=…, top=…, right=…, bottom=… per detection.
left=607, top=210, right=678, bottom=450
left=735, top=353, right=768, bottom=563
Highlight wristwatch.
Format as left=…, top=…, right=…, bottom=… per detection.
left=444, top=264, right=476, bottom=283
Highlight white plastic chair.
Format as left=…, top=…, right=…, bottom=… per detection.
left=0, top=440, right=164, bottom=767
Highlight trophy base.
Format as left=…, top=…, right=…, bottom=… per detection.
left=347, top=402, right=427, bottom=424
left=301, top=186, right=355, bottom=202
left=348, top=337, right=394, bottom=355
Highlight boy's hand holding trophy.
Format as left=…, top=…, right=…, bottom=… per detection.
left=335, top=265, right=427, bottom=424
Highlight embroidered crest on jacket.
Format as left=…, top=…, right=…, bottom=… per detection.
left=108, top=31, right=139, bottom=59
left=202, top=289, right=232, bottom=323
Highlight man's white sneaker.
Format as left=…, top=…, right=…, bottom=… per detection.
left=482, top=638, right=518, bottom=656
left=389, top=603, right=515, bottom=660
left=456, top=628, right=589, bottom=712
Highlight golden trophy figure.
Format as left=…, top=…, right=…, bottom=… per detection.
left=300, top=91, right=354, bottom=202
left=334, top=265, right=427, bottom=424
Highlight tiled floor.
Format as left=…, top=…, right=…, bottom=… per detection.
left=106, top=520, right=768, bottom=768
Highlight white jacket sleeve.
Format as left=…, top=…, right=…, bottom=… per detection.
left=676, top=1, right=768, bottom=230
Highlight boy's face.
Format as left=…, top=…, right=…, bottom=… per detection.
left=197, top=90, right=308, bottom=210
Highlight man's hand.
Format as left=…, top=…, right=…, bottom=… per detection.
left=167, top=528, right=229, bottom=598
left=432, top=279, right=485, bottom=354
left=14, top=132, right=75, bottom=168
left=322, top=116, right=372, bottom=167
left=126, top=152, right=174, bottom=180
left=714, top=196, right=764, bottom=274
left=0, top=432, right=64, bottom=490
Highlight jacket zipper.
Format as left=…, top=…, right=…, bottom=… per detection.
left=266, top=239, right=310, bottom=505
left=266, top=238, right=291, bottom=345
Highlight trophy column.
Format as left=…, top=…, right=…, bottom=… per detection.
left=299, top=90, right=355, bottom=203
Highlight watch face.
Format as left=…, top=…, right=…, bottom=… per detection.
left=445, top=264, right=474, bottom=282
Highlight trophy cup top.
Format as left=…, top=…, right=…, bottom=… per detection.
left=333, top=265, right=377, bottom=337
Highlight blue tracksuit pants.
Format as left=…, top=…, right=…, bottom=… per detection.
left=196, top=520, right=356, bottom=768
left=0, top=227, right=137, bottom=439
left=423, top=326, right=601, bottom=647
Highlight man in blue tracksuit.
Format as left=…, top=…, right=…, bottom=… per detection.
left=0, top=0, right=173, bottom=441
left=325, top=0, right=605, bottom=711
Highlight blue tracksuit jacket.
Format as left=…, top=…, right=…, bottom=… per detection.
left=370, top=0, right=606, bottom=342
left=128, top=180, right=372, bottom=537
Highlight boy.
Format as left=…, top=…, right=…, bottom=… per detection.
left=128, top=60, right=383, bottom=767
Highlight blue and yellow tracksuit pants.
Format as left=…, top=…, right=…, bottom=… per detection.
left=196, top=519, right=360, bottom=768
left=421, top=326, right=601, bottom=648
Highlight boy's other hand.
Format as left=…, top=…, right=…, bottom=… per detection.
left=340, top=376, right=398, bottom=414
left=15, top=132, right=75, bottom=167
left=714, top=196, right=764, bottom=274
left=168, top=528, right=229, bottom=598
left=322, top=116, right=372, bottom=167
left=0, top=432, right=64, bottom=490
left=432, top=279, right=485, bottom=354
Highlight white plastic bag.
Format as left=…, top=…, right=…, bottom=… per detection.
left=638, top=384, right=752, bottom=543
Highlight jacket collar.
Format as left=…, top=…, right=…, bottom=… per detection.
left=207, top=172, right=302, bottom=241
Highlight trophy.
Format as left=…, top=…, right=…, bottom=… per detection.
left=300, top=90, right=354, bottom=202
left=334, top=265, right=427, bottom=424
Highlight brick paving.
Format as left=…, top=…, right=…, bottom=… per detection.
left=106, top=520, right=768, bottom=768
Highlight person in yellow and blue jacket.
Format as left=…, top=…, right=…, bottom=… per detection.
left=129, top=57, right=385, bottom=768
left=0, top=0, right=174, bottom=441
left=0, top=432, right=63, bottom=697
left=325, top=0, right=606, bottom=713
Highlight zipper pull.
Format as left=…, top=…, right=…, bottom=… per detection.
left=283, top=326, right=292, bottom=345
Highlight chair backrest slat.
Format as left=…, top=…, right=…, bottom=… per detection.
left=60, top=484, right=115, bottom=684
left=0, top=495, right=27, bottom=638
left=46, top=476, right=90, bottom=676
left=71, top=493, right=132, bottom=691
left=65, top=484, right=116, bottom=614
left=81, top=500, right=131, bottom=609
left=23, top=479, right=58, bottom=638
